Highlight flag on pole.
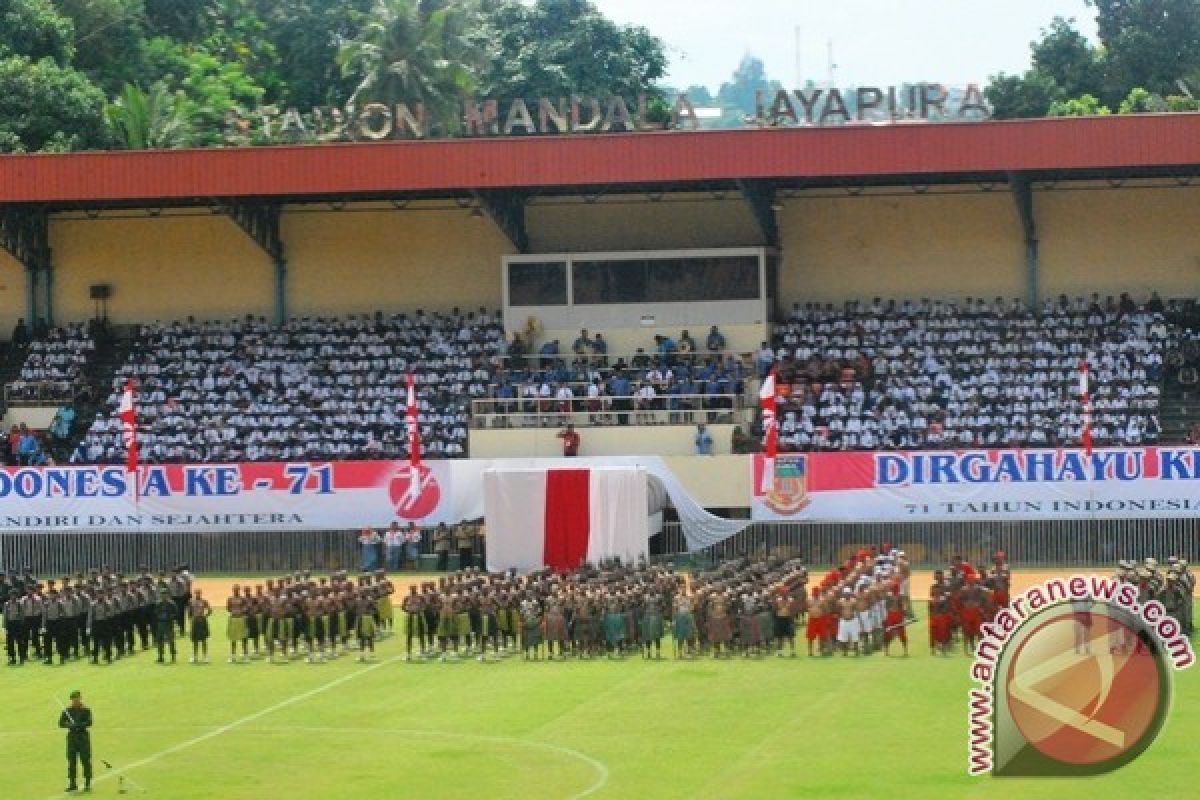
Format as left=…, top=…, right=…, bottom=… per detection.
left=405, top=373, right=422, bottom=466
left=759, top=366, right=778, bottom=493
left=1079, top=358, right=1093, bottom=456
left=118, top=379, right=139, bottom=503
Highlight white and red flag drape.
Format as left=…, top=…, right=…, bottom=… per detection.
left=405, top=373, right=422, bottom=465
left=483, top=467, right=649, bottom=573
left=118, top=379, right=139, bottom=474
left=1079, top=359, right=1093, bottom=456
left=759, top=366, right=779, bottom=493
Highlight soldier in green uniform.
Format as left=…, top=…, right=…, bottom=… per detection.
left=355, top=590, right=377, bottom=662
left=59, top=690, right=93, bottom=793
left=153, top=588, right=177, bottom=664
left=401, top=585, right=425, bottom=659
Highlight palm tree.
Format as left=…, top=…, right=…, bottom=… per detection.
left=105, top=83, right=194, bottom=150
left=337, top=0, right=478, bottom=133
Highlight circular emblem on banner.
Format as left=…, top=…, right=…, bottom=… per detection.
left=388, top=463, right=441, bottom=520
left=1003, top=604, right=1168, bottom=770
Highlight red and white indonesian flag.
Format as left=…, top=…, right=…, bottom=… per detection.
left=405, top=372, right=421, bottom=466
left=1079, top=358, right=1093, bottom=456
left=759, top=367, right=778, bottom=493
left=118, top=379, right=138, bottom=474
left=483, top=466, right=650, bottom=573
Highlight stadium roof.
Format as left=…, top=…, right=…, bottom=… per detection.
left=1, top=113, right=1200, bottom=209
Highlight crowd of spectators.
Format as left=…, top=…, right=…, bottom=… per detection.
left=765, top=293, right=1175, bottom=451
left=485, top=325, right=747, bottom=424
left=3, top=423, right=50, bottom=466
left=6, top=322, right=94, bottom=401
left=76, top=309, right=503, bottom=464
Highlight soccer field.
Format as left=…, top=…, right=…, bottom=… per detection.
left=3, top=594, right=1196, bottom=800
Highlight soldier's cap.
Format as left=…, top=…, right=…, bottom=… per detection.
left=1118, top=559, right=1134, bottom=569
left=69, top=690, right=81, bottom=699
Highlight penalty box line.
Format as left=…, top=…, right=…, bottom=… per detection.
left=45, top=654, right=404, bottom=800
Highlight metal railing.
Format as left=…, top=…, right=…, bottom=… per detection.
left=654, top=518, right=1200, bottom=569
left=5, top=516, right=1196, bottom=577
left=499, top=348, right=754, bottom=369
left=4, top=379, right=82, bottom=405
left=0, top=529, right=493, bottom=577
left=470, top=394, right=748, bottom=428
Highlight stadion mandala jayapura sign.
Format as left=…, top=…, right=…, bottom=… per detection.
left=225, top=83, right=990, bottom=144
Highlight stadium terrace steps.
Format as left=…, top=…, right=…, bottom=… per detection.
left=1159, top=379, right=1197, bottom=444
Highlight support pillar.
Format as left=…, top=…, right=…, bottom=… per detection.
left=1008, top=173, right=1039, bottom=308
left=223, top=200, right=286, bottom=323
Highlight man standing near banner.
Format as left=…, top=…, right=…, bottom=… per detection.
left=557, top=424, right=580, bottom=457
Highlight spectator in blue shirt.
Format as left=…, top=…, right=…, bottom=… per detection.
left=695, top=423, right=714, bottom=455
left=706, top=325, right=726, bottom=352
left=18, top=429, right=40, bottom=465
left=609, top=373, right=633, bottom=425
left=572, top=329, right=592, bottom=355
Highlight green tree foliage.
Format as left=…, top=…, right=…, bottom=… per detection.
left=1088, top=0, right=1200, bottom=100
left=992, top=2, right=1200, bottom=118
left=1048, top=93, right=1112, bottom=116
left=681, top=84, right=715, bottom=106
left=0, top=0, right=109, bottom=152
left=105, top=82, right=193, bottom=148
left=143, top=37, right=266, bottom=144
left=0, top=56, right=109, bottom=151
left=56, top=0, right=149, bottom=94
left=143, top=0, right=217, bottom=42
left=716, top=56, right=775, bottom=117
left=473, top=0, right=667, bottom=102
left=1118, top=86, right=1167, bottom=112
left=984, top=70, right=1065, bottom=119
left=251, top=0, right=375, bottom=109
left=337, top=0, right=476, bottom=130
left=1, top=0, right=76, bottom=63
left=1031, top=17, right=1103, bottom=99
left=0, top=0, right=670, bottom=149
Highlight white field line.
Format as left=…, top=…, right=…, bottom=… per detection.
left=43, top=656, right=609, bottom=800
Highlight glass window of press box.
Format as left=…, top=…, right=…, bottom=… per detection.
left=506, top=254, right=762, bottom=306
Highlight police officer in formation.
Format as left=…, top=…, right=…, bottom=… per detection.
left=2, top=564, right=194, bottom=667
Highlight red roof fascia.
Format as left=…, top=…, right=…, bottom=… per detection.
left=1, top=113, right=1198, bottom=204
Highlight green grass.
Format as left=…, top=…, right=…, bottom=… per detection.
left=2, top=602, right=1196, bottom=800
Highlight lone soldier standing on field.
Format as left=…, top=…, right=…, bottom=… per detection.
left=154, top=588, right=177, bottom=664
left=59, top=689, right=93, bottom=793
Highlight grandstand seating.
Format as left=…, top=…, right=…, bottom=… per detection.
left=475, top=337, right=750, bottom=428
left=767, top=295, right=1178, bottom=451
left=5, top=322, right=94, bottom=402
left=76, top=310, right=502, bottom=464
left=0, top=292, right=1191, bottom=464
